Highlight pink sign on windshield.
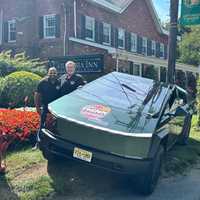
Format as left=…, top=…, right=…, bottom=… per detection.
left=81, top=104, right=111, bottom=120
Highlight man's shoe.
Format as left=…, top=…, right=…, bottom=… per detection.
left=32, top=143, right=39, bottom=150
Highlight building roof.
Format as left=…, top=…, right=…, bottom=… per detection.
left=87, top=0, right=133, bottom=13
left=87, top=0, right=168, bottom=36
left=104, top=0, right=133, bottom=10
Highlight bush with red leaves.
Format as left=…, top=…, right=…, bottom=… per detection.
left=0, top=109, right=39, bottom=173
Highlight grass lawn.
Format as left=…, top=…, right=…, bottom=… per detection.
left=0, top=116, right=200, bottom=200
left=163, top=129, right=200, bottom=177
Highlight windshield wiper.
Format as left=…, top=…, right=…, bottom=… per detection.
left=110, top=73, right=133, bottom=109
left=121, top=83, right=136, bottom=93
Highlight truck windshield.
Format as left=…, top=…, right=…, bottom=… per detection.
left=77, top=72, right=168, bottom=115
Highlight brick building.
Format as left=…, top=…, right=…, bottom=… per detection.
left=0, top=0, right=198, bottom=85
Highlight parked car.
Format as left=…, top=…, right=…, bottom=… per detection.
left=39, top=72, right=193, bottom=195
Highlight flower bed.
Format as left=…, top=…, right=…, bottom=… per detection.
left=0, top=109, right=39, bottom=172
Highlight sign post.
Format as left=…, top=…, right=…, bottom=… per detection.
left=167, top=0, right=179, bottom=84
left=180, top=0, right=200, bottom=26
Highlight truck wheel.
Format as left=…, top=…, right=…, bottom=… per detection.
left=138, top=145, right=164, bottom=195
left=39, top=142, right=56, bottom=162
left=41, top=148, right=56, bottom=162
left=40, top=144, right=65, bottom=163
left=178, top=115, right=192, bottom=145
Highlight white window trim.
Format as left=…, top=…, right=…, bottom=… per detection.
left=151, top=40, right=156, bottom=57
left=8, top=19, right=16, bottom=43
left=85, top=16, right=95, bottom=42
left=142, top=37, right=147, bottom=56
left=118, top=28, right=125, bottom=49
left=102, top=22, right=111, bottom=46
left=43, top=14, right=56, bottom=39
left=130, top=33, right=137, bottom=52
left=160, top=43, right=165, bottom=59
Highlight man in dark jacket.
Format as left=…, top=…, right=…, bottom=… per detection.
left=33, top=67, right=60, bottom=149
left=60, top=61, right=86, bottom=96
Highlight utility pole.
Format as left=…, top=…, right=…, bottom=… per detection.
left=167, top=0, right=179, bottom=84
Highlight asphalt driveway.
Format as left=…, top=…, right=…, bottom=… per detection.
left=47, top=159, right=200, bottom=200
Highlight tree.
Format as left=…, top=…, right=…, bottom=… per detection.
left=162, top=20, right=170, bottom=31
left=178, top=26, right=200, bottom=66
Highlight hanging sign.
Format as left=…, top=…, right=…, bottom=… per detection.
left=49, top=54, right=104, bottom=75
left=180, top=0, right=200, bottom=25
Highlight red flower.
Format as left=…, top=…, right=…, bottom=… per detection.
left=0, top=109, right=40, bottom=172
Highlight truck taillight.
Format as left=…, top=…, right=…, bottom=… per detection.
left=45, top=113, right=58, bottom=134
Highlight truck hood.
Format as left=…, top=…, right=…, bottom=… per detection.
left=49, top=72, right=169, bottom=135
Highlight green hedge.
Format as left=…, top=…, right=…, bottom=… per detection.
left=0, top=71, right=42, bottom=108
left=14, top=65, right=47, bottom=77
left=0, top=77, right=4, bottom=101
left=0, top=61, right=16, bottom=77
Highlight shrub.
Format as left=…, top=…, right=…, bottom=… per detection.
left=0, top=61, right=16, bottom=77
left=0, top=50, right=47, bottom=77
left=24, top=65, right=47, bottom=77
left=0, top=78, right=4, bottom=108
left=0, top=77, right=4, bottom=99
left=0, top=71, right=42, bottom=108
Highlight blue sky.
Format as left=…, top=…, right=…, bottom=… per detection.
left=153, top=0, right=182, bottom=23
left=153, top=0, right=170, bottom=22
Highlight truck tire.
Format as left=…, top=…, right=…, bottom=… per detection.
left=178, top=115, right=192, bottom=145
left=138, top=145, right=164, bottom=195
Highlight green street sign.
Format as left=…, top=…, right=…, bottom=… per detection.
left=180, top=0, right=200, bottom=25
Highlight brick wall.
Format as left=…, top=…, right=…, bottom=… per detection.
left=76, top=0, right=168, bottom=44
left=1, top=0, right=37, bottom=56
left=0, top=0, right=168, bottom=61
left=1, top=0, right=69, bottom=58
left=35, top=0, right=69, bottom=58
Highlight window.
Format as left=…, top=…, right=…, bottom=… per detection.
left=142, top=37, right=147, bottom=55
left=142, top=64, right=159, bottom=81
left=151, top=40, right=156, bottom=56
left=85, top=16, right=95, bottom=41
left=130, top=62, right=141, bottom=76
left=160, top=43, right=164, bottom=58
left=44, top=15, right=56, bottom=39
left=103, top=23, right=111, bottom=45
left=130, top=33, right=137, bottom=52
left=8, top=20, right=16, bottom=42
left=118, top=28, right=125, bottom=49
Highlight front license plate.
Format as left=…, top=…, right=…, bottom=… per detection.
left=73, top=147, right=92, bottom=163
